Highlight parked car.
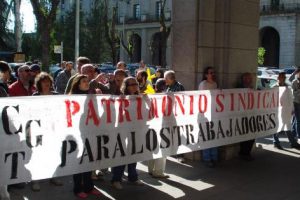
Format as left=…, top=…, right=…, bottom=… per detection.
left=257, top=67, right=276, bottom=77
left=97, top=62, right=116, bottom=74
left=49, top=64, right=61, bottom=75
left=256, top=75, right=277, bottom=90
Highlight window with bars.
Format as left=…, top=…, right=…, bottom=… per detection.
left=156, top=1, right=162, bottom=19
left=133, top=4, right=140, bottom=20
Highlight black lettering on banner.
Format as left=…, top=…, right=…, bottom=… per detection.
left=4, top=152, right=25, bottom=179
left=113, top=134, right=125, bottom=158
left=249, top=116, right=256, bottom=133
left=262, top=115, right=269, bottom=131
left=2, top=106, right=22, bottom=135
left=171, top=126, right=183, bottom=146
left=185, top=124, right=195, bottom=145
left=206, top=121, right=215, bottom=140
left=130, top=132, right=143, bottom=155
left=146, top=129, right=158, bottom=151
left=80, top=138, right=94, bottom=164
left=25, top=120, right=42, bottom=148
left=241, top=117, right=249, bottom=135
left=96, top=135, right=109, bottom=160
left=60, top=140, right=77, bottom=167
left=226, top=118, right=233, bottom=137
left=269, top=113, right=276, bottom=129
left=198, top=123, right=207, bottom=142
left=217, top=121, right=225, bottom=139
left=256, top=115, right=264, bottom=132
left=160, top=128, right=171, bottom=148
left=234, top=118, right=242, bottom=135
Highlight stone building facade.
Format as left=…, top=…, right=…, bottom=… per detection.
left=260, top=0, right=300, bottom=67
left=114, top=0, right=172, bottom=66
left=57, top=0, right=172, bottom=66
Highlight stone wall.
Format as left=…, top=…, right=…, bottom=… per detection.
left=260, top=14, right=297, bottom=67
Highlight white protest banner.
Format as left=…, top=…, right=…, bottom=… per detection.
left=0, top=87, right=293, bottom=186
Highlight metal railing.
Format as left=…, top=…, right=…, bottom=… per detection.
left=260, top=3, right=300, bottom=14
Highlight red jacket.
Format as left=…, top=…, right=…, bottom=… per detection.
left=9, top=80, right=36, bottom=96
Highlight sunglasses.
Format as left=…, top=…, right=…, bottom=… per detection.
left=22, top=69, right=30, bottom=73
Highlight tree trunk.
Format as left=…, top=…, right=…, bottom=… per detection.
left=41, top=27, right=50, bottom=72
left=14, top=0, right=22, bottom=52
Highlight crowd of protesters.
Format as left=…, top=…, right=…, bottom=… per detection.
left=1, top=58, right=300, bottom=199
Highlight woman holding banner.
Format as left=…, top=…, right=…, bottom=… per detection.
left=69, top=75, right=102, bottom=198
left=111, top=77, right=144, bottom=190
left=31, top=72, right=62, bottom=191
left=199, top=66, right=219, bottom=168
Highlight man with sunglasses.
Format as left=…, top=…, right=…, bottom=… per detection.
left=9, top=65, right=36, bottom=96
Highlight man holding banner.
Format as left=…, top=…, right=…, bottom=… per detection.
left=0, top=61, right=10, bottom=200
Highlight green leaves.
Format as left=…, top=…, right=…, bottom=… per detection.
left=258, top=47, right=266, bottom=66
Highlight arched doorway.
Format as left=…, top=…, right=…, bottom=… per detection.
left=259, top=27, right=280, bottom=67
left=131, top=34, right=141, bottom=63
left=151, top=32, right=162, bottom=66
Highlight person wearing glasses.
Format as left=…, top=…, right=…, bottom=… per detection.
left=9, top=65, right=36, bottom=96
left=111, top=77, right=144, bottom=190
left=199, top=66, right=218, bottom=168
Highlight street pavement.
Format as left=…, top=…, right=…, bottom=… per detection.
left=9, top=135, right=300, bottom=200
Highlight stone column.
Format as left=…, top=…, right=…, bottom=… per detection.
left=172, top=0, right=260, bottom=160
left=172, top=0, right=260, bottom=90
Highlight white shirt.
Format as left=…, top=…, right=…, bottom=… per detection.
left=198, top=80, right=217, bottom=90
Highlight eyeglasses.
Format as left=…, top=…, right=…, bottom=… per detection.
left=127, top=83, right=138, bottom=87
left=21, top=69, right=30, bottom=73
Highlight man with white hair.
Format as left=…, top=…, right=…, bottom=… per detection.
left=164, top=70, right=185, bottom=92
left=164, top=70, right=186, bottom=163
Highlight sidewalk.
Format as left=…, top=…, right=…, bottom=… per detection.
left=9, top=135, right=300, bottom=200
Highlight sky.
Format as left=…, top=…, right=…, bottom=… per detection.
left=21, top=0, right=36, bottom=33
left=7, top=0, right=36, bottom=33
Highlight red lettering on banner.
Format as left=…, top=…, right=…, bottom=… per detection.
left=162, top=96, right=173, bottom=116
left=85, top=99, right=100, bottom=126
left=175, top=95, right=185, bottom=116
left=101, top=98, right=115, bottom=123
left=198, top=95, right=207, bottom=113
left=263, top=91, right=269, bottom=108
left=136, top=97, right=143, bottom=120
left=247, top=92, right=254, bottom=110
left=117, top=98, right=131, bottom=123
left=230, top=93, right=234, bottom=111
left=65, top=100, right=80, bottom=127
left=238, top=93, right=247, bottom=111
left=149, top=98, right=159, bottom=119
left=257, top=92, right=261, bottom=109
left=189, top=95, right=194, bottom=115
left=216, top=94, right=224, bottom=112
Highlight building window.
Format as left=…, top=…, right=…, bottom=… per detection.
left=133, top=4, right=140, bottom=20
left=156, top=1, right=162, bottom=19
